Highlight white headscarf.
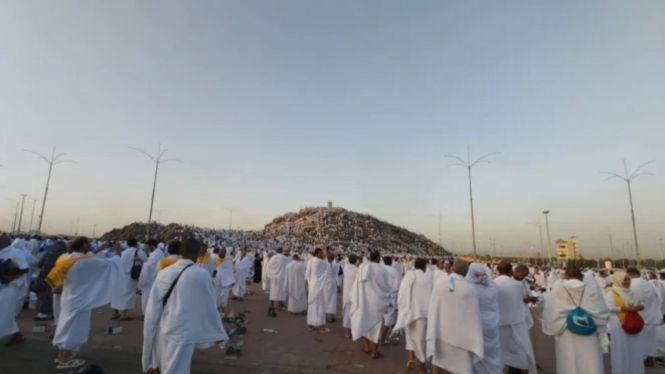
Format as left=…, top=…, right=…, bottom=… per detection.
left=466, top=263, right=491, bottom=287
left=611, top=272, right=635, bottom=305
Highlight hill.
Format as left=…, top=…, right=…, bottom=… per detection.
left=101, top=207, right=448, bottom=256
left=263, top=207, right=446, bottom=255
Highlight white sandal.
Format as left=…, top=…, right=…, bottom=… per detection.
left=56, top=358, right=86, bottom=370
left=54, top=353, right=77, bottom=364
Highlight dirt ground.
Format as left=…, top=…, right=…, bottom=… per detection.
left=1, top=281, right=661, bottom=374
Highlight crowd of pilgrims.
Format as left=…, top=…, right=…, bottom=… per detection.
left=1, top=233, right=665, bottom=374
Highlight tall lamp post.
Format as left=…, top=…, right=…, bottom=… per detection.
left=28, top=197, right=39, bottom=233
left=17, top=194, right=27, bottom=233
left=601, top=159, right=654, bottom=264
left=534, top=221, right=545, bottom=263
left=542, top=211, right=552, bottom=265
left=129, top=143, right=181, bottom=239
left=11, top=201, right=19, bottom=234
left=445, top=146, right=500, bottom=259
left=24, top=147, right=76, bottom=234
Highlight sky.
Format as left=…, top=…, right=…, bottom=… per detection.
left=1, top=1, right=664, bottom=259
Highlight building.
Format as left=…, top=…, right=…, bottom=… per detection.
left=555, top=236, right=580, bottom=261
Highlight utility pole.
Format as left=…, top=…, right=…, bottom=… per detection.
left=11, top=202, right=19, bottom=234
left=543, top=211, right=553, bottom=265
left=28, top=197, right=38, bottom=233
left=92, top=224, right=97, bottom=239
left=17, top=194, right=27, bottom=233
left=24, top=147, right=76, bottom=234
left=445, top=146, right=500, bottom=259
left=601, top=159, right=655, bottom=263
left=609, top=233, right=615, bottom=267
left=129, top=143, right=181, bottom=239
left=226, top=208, right=234, bottom=230
left=76, top=218, right=80, bottom=236
left=437, top=211, right=442, bottom=248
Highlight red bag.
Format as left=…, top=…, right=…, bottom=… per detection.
left=621, top=311, right=644, bottom=335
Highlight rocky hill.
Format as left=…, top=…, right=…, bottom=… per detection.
left=263, top=207, right=446, bottom=255
left=101, top=207, right=448, bottom=256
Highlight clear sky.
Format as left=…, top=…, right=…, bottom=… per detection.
left=1, top=1, right=664, bottom=258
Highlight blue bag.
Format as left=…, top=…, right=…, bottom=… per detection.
left=564, top=286, right=597, bottom=336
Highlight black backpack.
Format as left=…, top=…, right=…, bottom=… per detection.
left=130, top=248, right=142, bottom=280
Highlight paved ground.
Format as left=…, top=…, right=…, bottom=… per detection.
left=2, top=282, right=661, bottom=373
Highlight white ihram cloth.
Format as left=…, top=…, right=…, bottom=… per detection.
left=426, top=273, right=484, bottom=374
left=383, top=264, right=402, bottom=326
left=11, top=239, right=37, bottom=300
left=266, top=253, right=290, bottom=302
left=604, top=281, right=645, bottom=374
left=542, top=279, right=610, bottom=374
left=349, top=262, right=392, bottom=343
left=429, top=267, right=444, bottom=284
left=393, top=269, right=432, bottom=363
left=324, top=261, right=338, bottom=314
left=465, top=263, right=502, bottom=374
left=197, top=253, right=216, bottom=277
left=138, top=249, right=164, bottom=315
left=335, top=260, right=344, bottom=288
left=53, top=253, right=123, bottom=351
left=261, top=253, right=270, bottom=292
left=0, top=245, right=29, bottom=338
left=342, top=264, right=359, bottom=328
left=213, top=258, right=234, bottom=308
left=651, top=279, right=665, bottom=315
left=657, top=325, right=665, bottom=356
left=533, top=272, right=545, bottom=289
left=284, top=260, right=307, bottom=313
left=305, top=257, right=328, bottom=326
left=494, top=275, right=536, bottom=373
left=658, top=279, right=665, bottom=315
left=142, top=259, right=228, bottom=374
left=231, top=254, right=252, bottom=298
left=112, top=247, right=147, bottom=311
left=630, top=277, right=662, bottom=357
left=547, top=271, right=559, bottom=291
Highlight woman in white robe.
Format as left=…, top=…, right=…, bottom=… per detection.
left=604, top=272, right=645, bottom=374
left=466, top=263, right=502, bottom=374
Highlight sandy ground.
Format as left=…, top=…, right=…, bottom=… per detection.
left=1, top=281, right=661, bottom=374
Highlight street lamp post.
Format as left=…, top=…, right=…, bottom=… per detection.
left=446, top=146, right=500, bottom=259
left=28, top=197, right=38, bottom=233
left=11, top=202, right=19, bottom=234
left=225, top=208, right=235, bottom=230
left=601, top=159, right=654, bottom=264
left=24, top=147, right=76, bottom=234
left=543, top=211, right=553, bottom=265
left=17, top=194, right=27, bottom=233
left=129, top=143, right=181, bottom=239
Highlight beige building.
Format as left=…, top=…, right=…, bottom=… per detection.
left=556, top=236, right=580, bottom=261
